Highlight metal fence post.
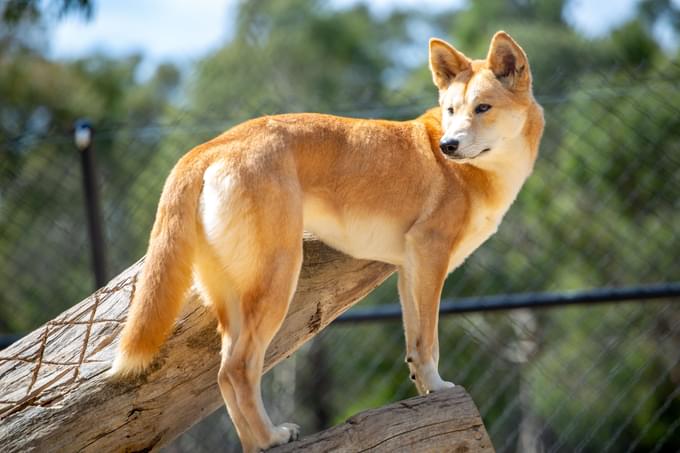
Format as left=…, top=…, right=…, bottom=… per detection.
left=74, top=119, right=108, bottom=289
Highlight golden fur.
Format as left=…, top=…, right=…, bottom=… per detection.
left=111, top=31, right=544, bottom=452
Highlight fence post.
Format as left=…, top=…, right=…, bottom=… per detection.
left=74, top=119, right=107, bottom=289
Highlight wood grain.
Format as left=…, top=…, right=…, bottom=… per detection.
left=270, top=386, right=495, bottom=453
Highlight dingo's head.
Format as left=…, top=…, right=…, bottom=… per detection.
left=429, top=32, right=537, bottom=161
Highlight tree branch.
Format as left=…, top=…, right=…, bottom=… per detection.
left=0, top=235, right=394, bottom=452
left=270, top=387, right=495, bottom=453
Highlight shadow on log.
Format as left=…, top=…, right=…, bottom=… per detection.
left=270, top=386, right=495, bottom=453
left=0, top=235, right=394, bottom=452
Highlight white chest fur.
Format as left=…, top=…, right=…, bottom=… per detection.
left=447, top=141, right=533, bottom=273
left=447, top=206, right=505, bottom=273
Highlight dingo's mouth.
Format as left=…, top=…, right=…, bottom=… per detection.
left=446, top=148, right=491, bottom=160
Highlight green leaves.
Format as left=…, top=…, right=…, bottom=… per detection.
left=1, top=0, right=93, bottom=25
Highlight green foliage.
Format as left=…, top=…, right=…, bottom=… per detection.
left=189, top=0, right=408, bottom=121
left=1, top=0, right=93, bottom=25
left=446, top=0, right=567, bottom=50
left=0, top=49, right=180, bottom=331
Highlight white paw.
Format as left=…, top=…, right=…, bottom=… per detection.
left=427, top=380, right=455, bottom=394
left=272, top=422, right=300, bottom=445
left=418, top=362, right=455, bottom=393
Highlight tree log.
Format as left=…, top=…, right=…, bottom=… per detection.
left=0, top=236, right=395, bottom=452
left=270, top=386, right=495, bottom=453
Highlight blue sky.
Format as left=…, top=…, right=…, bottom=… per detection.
left=49, top=0, right=645, bottom=67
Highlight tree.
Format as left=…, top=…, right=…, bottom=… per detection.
left=0, top=48, right=180, bottom=331
left=1, top=0, right=93, bottom=25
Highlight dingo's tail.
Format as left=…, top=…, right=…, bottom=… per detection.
left=110, top=152, right=208, bottom=377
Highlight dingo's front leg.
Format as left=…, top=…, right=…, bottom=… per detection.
left=398, top=236, right=455, bottom=395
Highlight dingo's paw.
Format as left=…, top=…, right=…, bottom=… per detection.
left=426, top=380, right=455, bottom=394
left=272, top=422, right=300, bottom=445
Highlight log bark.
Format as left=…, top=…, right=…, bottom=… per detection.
left=270, top=386, right=495, bottom=453
left=0, top=235, right=395, bottom=452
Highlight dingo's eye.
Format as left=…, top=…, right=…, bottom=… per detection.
left=475, top=104, right=492, bottom=114
left=447, top=107, right=454, bottom=115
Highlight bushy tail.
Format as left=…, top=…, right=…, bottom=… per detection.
left=110, top=152, right=208, bottom=377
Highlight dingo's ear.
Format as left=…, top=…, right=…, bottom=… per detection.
left=429, top=38, right=471, bottom=90
left=486, top=31, right=531, bottom=91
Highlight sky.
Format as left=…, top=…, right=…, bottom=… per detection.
left=49, top=0, right=645, bottom=67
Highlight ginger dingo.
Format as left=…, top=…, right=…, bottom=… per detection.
left=111, top=31, right=544, bottom=452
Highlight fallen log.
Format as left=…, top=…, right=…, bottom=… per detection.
left=0, top=235, right=394, bottom=452
left=270, top=386, right=495, bottom=453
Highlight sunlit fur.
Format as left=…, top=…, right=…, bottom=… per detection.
left=110, top=31, right=544, bottom=453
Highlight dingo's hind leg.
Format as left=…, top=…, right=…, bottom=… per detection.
left=220, top=241, right=303, bottom=452
left=199, top=164, right=304, bottom=452
left=194, top=237, right=258, bottom=450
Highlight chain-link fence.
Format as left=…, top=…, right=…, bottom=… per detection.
left=169, top=299, right=680, bottom=453
left=2, top=66, right=679, bottom=328
left=1, top=3, right=680, bottom=451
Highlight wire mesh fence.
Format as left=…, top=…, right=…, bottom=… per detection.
left=2, top=66, right=679, bottom=331
left=1, top=1, right=680, bottom=451
left=168, top=299, right=680, bottom=453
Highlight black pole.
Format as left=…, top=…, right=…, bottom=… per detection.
left=335, top=281, right=680, bottom=323
left=74, top=119, right=107, bottom=289
left=307, top=335, right=331, bottom=431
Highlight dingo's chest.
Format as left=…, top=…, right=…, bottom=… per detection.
left=447, top=206, right=505, bottom=273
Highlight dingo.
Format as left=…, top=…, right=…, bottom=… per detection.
left=111, top=31, right=543, bottom=452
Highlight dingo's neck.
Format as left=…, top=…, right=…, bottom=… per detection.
left=444, top=135, right=536, bottom=273
left=464, top=134, right=535, bottom=208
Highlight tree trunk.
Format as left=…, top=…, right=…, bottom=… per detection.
left=0, top=235, right=394, bottom=452
left=270, top=386, right=495, bottom=453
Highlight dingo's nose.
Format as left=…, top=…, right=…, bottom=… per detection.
left=439, top=138, right=459, bottom=155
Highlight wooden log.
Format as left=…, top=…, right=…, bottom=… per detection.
left=0, top=235, right=394, bottom=452
left=270, top=386, right=495, bottom=453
